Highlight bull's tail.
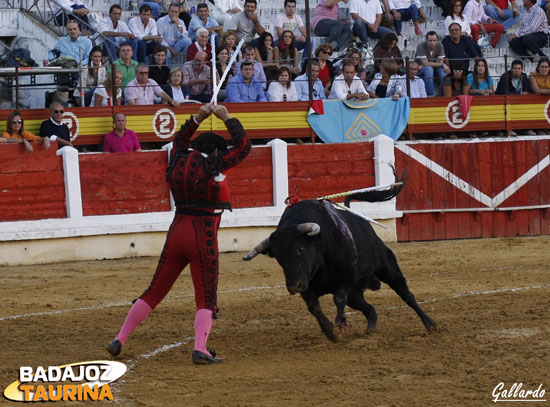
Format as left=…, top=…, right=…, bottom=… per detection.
left=344, top=167, right=407, bottom=208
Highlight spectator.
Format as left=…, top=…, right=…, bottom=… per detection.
left=255, top=32, right=279, bottom=82
left=226, top=62, right=267, bottom=102
left=221, top=30, right=243, bottom=61
left=416, top=31, right=450, bottom=97
left=125, top=64, right=179, bottom=106
left=234, top=46, right=268, bottom=89
left=91, top=70, right=123, bottom=106
left=162, top=68, right=190, bottom=103
left=463, top=0, right=505, bottom=48
left=39, top=102, right=74, bottom=148
left=187, top=28, right=213, bottom=62
left=140, top=0, right=162, bottom=19
left=211, top=0, right=243, bottom=28
left=294, top=60, right=326, bottom=101
left=388, top=0, right=427, bottom=35
left=508, top=0, right=549, bottom=59
left=495, top=59, right=530, bottom=95
left=157, top=3, right=192, bottom=63
left=467, top=58, right=494, bottom=95
left=441, top=66, right=471, bottom=96
left=442, top=23, right=480, bottom=73
left=48, top=20, right=92, bottom=66
left=103, top=113, right=142, bottom=153
left=444, top=0, right=473, bottom=36
left=215, top=47, right=234, bottom=101
left=529, top=56, right=550, bottom=94
left=433, top=0, right=451, bottom=18
left=349, top=0, right=394, bottom=45
left=188, top=3, right=223, bottom=45
left=274, top=0, right=308, bottom=51
left=268, top=67, right=299, bottom=101
left=81, top=46, right=107, bottom=107
left=107, top=44, right=139, bottom=93
left=53, top=0, right=92, bottom=33
left=149, top=45, right=171, bottom=86
left=1, top=110, right=51, bottom=152
left=367, top=59, right=404, bottom=99
left=276, top=30, right=300, bottom=76
left=308, top=44, right=336, bottom=97
left=99, top=5, right=142, bottom=62
left=339, top=48, right=368, bottom=82
left=183, top=51, right=213, bottom=103
left=311, top=0, right=351, bottom=51
left=401, top=61, right=427, bottom=98
left=226, top=0, right=266, bottom=44
left=330, top=61, right=369, bottom=100
left=373, top=32, right=404, bottom=74
left=485, top=0, right=521, bottom=29
left=128, top=4, right=164, bottom=61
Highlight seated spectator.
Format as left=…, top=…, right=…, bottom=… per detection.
left=1, top=110, right=51, bottom=152
left=128, top=4, right=164, bottom=61
left=416, top=31, right=450, bottom=97
left=53, top=0, right=93, bottom=34
left=529, top=56, right=550, bottom=94
left=442, top=23, right=480, bottom=73
left=275, top=30, right=300, bottom=76
left=339, top=48, right=367, bottom=82
left=103, top=113, right=142, bottom=153
left=508, top=0, right=549, bottom=59
left=307, top=44, right=336, bottom=97
left=48, top=20, right=92, bottom=66
left=367, top=59, right=404, bottom=99
left=255, top=32, right=279, bottom=82
left=81, top=46, right=107, bottom=106
left=99, top=5, right=143, bottom=62
left=311, top=0, right=351, bottom=51
left=388, top=0, right=427, bottom=35
left=162, top=68, right=189, bottom=102
left=463, top=0, right=505, bottom=48
left=485, top=0, right=521, bottom=29
left=183, top=51, right=212, bottom=103
left=445, top=0, right=473, bottom=36
left=373, top=32, right=404, bottom=74
left=467, top=58, right=494, bottom=95
left=39, top=102, right=74, bottom=148
left=294, top=60, right=326, bottom=101
left=441, top=65, right=471, bottom=96
left=221, top=30, right=243, bottom=61
left=350, top=0, right=394, bottom=45
left=188, top=3, right=223, bottom=46
left=210, top=0, right=243, bottom=28
left=157, top=3, right=192, bottom=63
left=234, top=46, right=268, bottom=89
left=226, top=62, right=267, bottom=102
left=433, top=0, right=451, bottom=18
left=268, top=67, right=299, bottom=101
left=401, top=61, right=427, bottom=98
left=330, top=61, right=369, bottom=100
left=226, top=0, right=266, bottom=44
left=275, top=0, right=308, bottom=51
left=91, top=70, right=123, bottom=106
left=495, top=59, right=530, bottom=94
left=187, top=28, right=213, bottom=62
left=215, top=47, right=234, bottom=101
left=140, top=0, right=162, bottom=19
left=149, top=45, right=171, bottom=86
left=125, top=64, right=180, bottom=106
left=107, top=44, right=139, bottom=94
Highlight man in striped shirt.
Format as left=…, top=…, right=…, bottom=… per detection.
left=508, top=0, right=548, bottom=59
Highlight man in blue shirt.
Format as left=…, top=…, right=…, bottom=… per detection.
left=48, top=20, right=92, bottom=65
left=188, top=3, right=223, bottom=46
left=294, top=60, right=326, bottom=101
left=226, top=62, right=267, bottom=102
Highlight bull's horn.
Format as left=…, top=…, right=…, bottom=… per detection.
left=243, top=238, right=270, bottom=261
left=297, top=223, right=320, bottom=236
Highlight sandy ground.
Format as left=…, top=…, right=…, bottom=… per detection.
left=1, top=236, right=549, bottom=407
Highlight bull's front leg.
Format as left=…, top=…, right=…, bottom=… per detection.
left=301, top=290, right=337, bottom=342
left=333, top=288, right=349, bottom=334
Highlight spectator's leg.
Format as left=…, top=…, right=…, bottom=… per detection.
left=509, top=36, right=528, bottom=58
left=418, top=65, right=434, bottom=96
left=55, top=12, right=67, bottom=27
left=173, top=37, right=193, bottom=60
left=484, top=4, right=500, bottom=22
left=315, top=19, right=351, bottom=50
left=135, top=40, right=147, bottom=63
left=529, top=32, right=549, bottom=56
left=470, top=24, right=480, bottom=43
left=352, top=19, right=370, bottom=44
left=103, top=42, right=119, bottom=62
left=500, top=10, right=521, bottom=30
left=370, top=25, right=394, bottom=40
left=84, top=88, right=95, bottom=107
left=145, top=41, right=157, bottom=56
left=486, top=23, right=504, bottom=48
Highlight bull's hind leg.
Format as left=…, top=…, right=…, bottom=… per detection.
left=347, top=289, right=378, bottom=334
left=301, top=291, right=337, bottom=342
left=377, top=248, right=437, bottom=332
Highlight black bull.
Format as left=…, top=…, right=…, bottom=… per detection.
left=243, top=186, right=437, bottom=342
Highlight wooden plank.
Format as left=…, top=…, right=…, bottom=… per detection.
left=0, top=202, right=66, bottom=221
left=476, top=142, right=493, bottom=238
left=395, top=149, right=410, bottom=241
left=491, top=142, right=507, bottom=238
left=442, top=143, right=459, bottom=239
left=467, top=143, right=482, bottom=238
left=537, top=139, right=550, bottom=234
left=455, top=143, right=471, bottom=239
left=429, top=143, right=447, bottom=240
left=418, top=144, right=434, bottom=241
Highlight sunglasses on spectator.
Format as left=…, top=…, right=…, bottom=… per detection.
left=54, top=110, right=64, bottom=114
left=321, top=50, right=332, bottom=55
left=12, top=120, right=22, bottom=124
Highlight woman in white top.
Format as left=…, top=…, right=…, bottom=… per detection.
left=82, top=46, right=107, bottom=106
left=367, top=59, right=404, bottom=100
left=268, top=67, right=299, bottom=102
left=444, top=0, right=472, bottom=36
left=161, top=68, right=189, bottom=103
left=91, top=70, right=123, bottom=107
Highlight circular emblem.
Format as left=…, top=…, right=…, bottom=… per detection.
left=544, top=99, right=550, bottom=125
left=445, top=100, right=470, bottom=129
left=153, top=108, right=178, bottom=139
left=62, top=111, right=80, bottom=141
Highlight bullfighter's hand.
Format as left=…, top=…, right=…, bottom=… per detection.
left=212, top=104, right=231, bottom=121
left=196, top=103, right=213, bottom=122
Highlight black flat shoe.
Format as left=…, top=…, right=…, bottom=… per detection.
left=105, top=339, right=122, bottom=356
left=192, top=350, right=222, bottom=364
